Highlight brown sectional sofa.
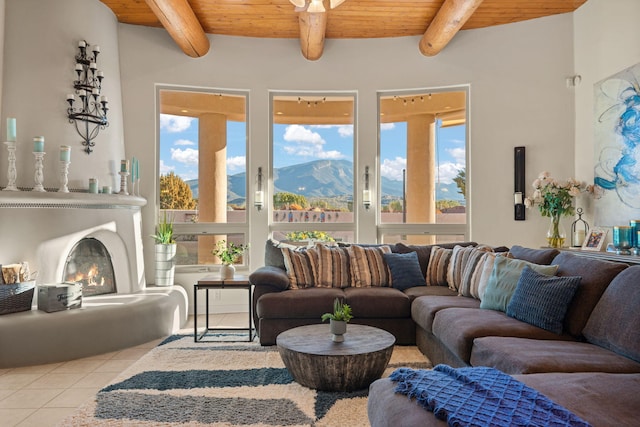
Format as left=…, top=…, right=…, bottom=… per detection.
left=249, top=241, right=640, bottom=426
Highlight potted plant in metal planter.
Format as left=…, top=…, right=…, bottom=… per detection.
left=211, top=240, right=249, bottom=280
left=151, top=212, right=176, bottom=286
left=321, top=297, right=353, bottom=342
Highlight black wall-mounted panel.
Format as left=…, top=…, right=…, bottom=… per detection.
left=514, top=146, right=526, bottom=221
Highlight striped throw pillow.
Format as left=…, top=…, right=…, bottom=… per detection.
left=314, top=244, right=351, bottom=288
left=425, top=246, right=453, bottom=287
left=458, top=246, right=494, bottom=298
left=281, top=246, right=319, bottom=289
left=348, top=245, right=392, bottom=287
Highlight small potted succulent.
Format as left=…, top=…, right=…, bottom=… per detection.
left=211, top=240, right=249, bottom=279
left=321, top=297, right=353, bottom=342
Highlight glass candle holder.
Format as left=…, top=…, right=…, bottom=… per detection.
left=613, top=226, right=632, bottom=255
left=630, top=220, right=640, bottom=248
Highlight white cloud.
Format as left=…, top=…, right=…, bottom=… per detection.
left=437, top=162, right=464, bottom=184
left=160, top=114, right=194, bottom=133
left=171, top=147, right=199, bottom=166
left=282, top=124, right=346, bottom=160
left=159, top=160, right=175, bottom=175
left=447, top=147, right=466, bottom=163
left=174, top=139, right=195, bottom=146
left=381, top=157, right=407, bottom=181
left=227, top=156, right=246, bottom=172
left=284, top=124, right=324, bottom=145
left=380, top=123, right=396, bottom=131
left=337, top=125, right=353, bottom=137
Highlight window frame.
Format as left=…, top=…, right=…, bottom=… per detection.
left=155, top=84, right=251, bottom=270
left=376, top=86, right=470, bottom=242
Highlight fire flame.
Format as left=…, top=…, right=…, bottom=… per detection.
left=67, top=264, right=104, bottom=287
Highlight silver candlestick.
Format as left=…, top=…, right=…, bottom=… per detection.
left=118, top=171, right=129, bottom=195
left=58, top=160, right=70, bottom=193
left=32, top=151, right=46, bottom=192
left=3, top=141, right=19, bottom=191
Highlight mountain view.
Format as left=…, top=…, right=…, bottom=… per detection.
left=187, top=159, right=464, bottom=205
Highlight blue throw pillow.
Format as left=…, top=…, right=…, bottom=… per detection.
left=383, top=252, right=425, bottom=291
left=506, top=266, right=581, bottom=334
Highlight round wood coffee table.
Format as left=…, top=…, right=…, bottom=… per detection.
left=276, top=324, right=396, bottom=391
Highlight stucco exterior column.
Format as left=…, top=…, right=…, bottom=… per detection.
left=198, top=113, right=227, bottom=263
left=406, top=114, right=436, bottom=244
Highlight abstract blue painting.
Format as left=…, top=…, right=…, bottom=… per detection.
left=594, top=62, right=640, bottom=226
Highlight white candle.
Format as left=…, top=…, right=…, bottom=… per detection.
left=59, top=145, right=70, bottom=162
left=78, top=40, right=86, bottom=48
left=92, top=88, right=99, bottom=96
left=78, top=89, right=86, bottom=97
left=255, top=190, right=264, bottom=205
left=33, top=136, right=44, bottom=153
left=93, top=45, right=100, bottom=53
left=6, top=117, right=16, bottom=142
left=75, top=64, right=83, bottom=72
left=514, top=192, right=523, bottom=205
left=89, top=62, right=97, bottom=70
left=574, top=229, right=586, bottom=247
left=66, top=94, right=75, bottom=101
left=97, top=71, right=104, bottom=78
left=100, top=95, right=108, bottom=103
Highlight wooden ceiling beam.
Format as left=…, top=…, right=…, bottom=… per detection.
left=298, top=11, right=327, bottom=61
left=144, top=0, right=210, bottom=58
left=419, top=0, right=484, bottom=56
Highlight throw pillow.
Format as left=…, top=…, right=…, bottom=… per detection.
left=314, top=244, right=351, bottom=288
left=281, top=246, right=319, bottom=289
left=479, top=256, right=559, bottom=312
left=383, top=252, right=425, bottom=291
left=264, top=238, right=298, bottom=270
left=457, top=246, right=494, bottom=298
left=475, top=252, right=513, bottom=300
left=508, top=245, right=559, bottom=265
left=348, top=245, right=392, bottom=287
left=425, top=246, right=453, bottom=286
left=506, top=266, right=581, bottom=334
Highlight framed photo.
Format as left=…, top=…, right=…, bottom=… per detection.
left=582, top=227, right=608, bottom=251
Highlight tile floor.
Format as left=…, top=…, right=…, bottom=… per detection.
left=0, top=312, right=249, bottom=427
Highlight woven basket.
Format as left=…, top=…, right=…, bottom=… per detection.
left=0, top=280, right=35, bottom=315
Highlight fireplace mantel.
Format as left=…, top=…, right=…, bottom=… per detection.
left=0, top=191, right=146, bottom=208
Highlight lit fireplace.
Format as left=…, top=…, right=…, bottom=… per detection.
left=63, top=238, right=116, bottom=297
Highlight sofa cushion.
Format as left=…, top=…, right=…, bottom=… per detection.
left=383, top=252, right=424, bottom=291
left=344, top=287, right=411, bottom=318
left=395, top=241, right=476, bottom=278
left=480, top=257, right=559, bottom=312
left=256, top=287, right=345, bottom=319
left=425, top=246, right=453, bottom=287
left=248, top=266, right=290, bottom=291
left=412, top=295, right=481, bottom=332
left=583, top=265, right=640, bottom=363
left=314, top=244, right=351, bottom=289
left=281, top=246, right=319, bottom=289
left=506, top=266, right=581, bottom=334
left=264, top=238, right=298, bottom=269
left=348, top=245, right=392, bottom=287
left=552, top=252, right=628, bottom=337
left=432, top=307, right=568, bottom=364
left=509, top=245, right=559, bottom=265
left=470, top=337, right=640, bottom=374
left=456, top=246, right=494, bottom=298
left=404, top=286, right=459, bottom=301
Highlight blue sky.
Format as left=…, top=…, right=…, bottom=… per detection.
left=160, top=114, right=465, bottom=184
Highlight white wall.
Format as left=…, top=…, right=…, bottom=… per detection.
left=573, top=0, right=640, bottom=240
left=1, top=0, right=124, bottom=190
left=116, top=12, right=576, bottom=283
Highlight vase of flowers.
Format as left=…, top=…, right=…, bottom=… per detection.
left=525, top=172, right=597, bottom=248
left=211, top=240, right=249, bottom=279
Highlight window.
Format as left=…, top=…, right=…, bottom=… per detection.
left=378, top=89, right=468, bottom=244
left=157, top=87, right=249, bottom=266
left=270, top=93, right=356, bottom=243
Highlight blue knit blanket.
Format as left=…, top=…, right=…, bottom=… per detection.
left=389, top=365, right=591, bottom=427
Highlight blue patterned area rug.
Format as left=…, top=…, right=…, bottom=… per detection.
left=59, top=334, right=430, bottom=426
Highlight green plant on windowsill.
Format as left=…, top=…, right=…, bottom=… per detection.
left=150, top=212, right=175, bottom=244
left=321, top=298, right=353, bottom=323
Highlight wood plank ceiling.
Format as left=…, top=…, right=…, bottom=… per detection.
left=100, top=0, right=587, bottom=60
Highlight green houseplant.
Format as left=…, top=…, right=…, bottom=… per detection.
left=322, top=298, right=353, bottom=342
left=151, top=212, right=176, bottom=286
left=211, top=240, right=249, bottom=279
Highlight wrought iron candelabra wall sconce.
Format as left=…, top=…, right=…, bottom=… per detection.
left=66, top=40, right=109, bottom=154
